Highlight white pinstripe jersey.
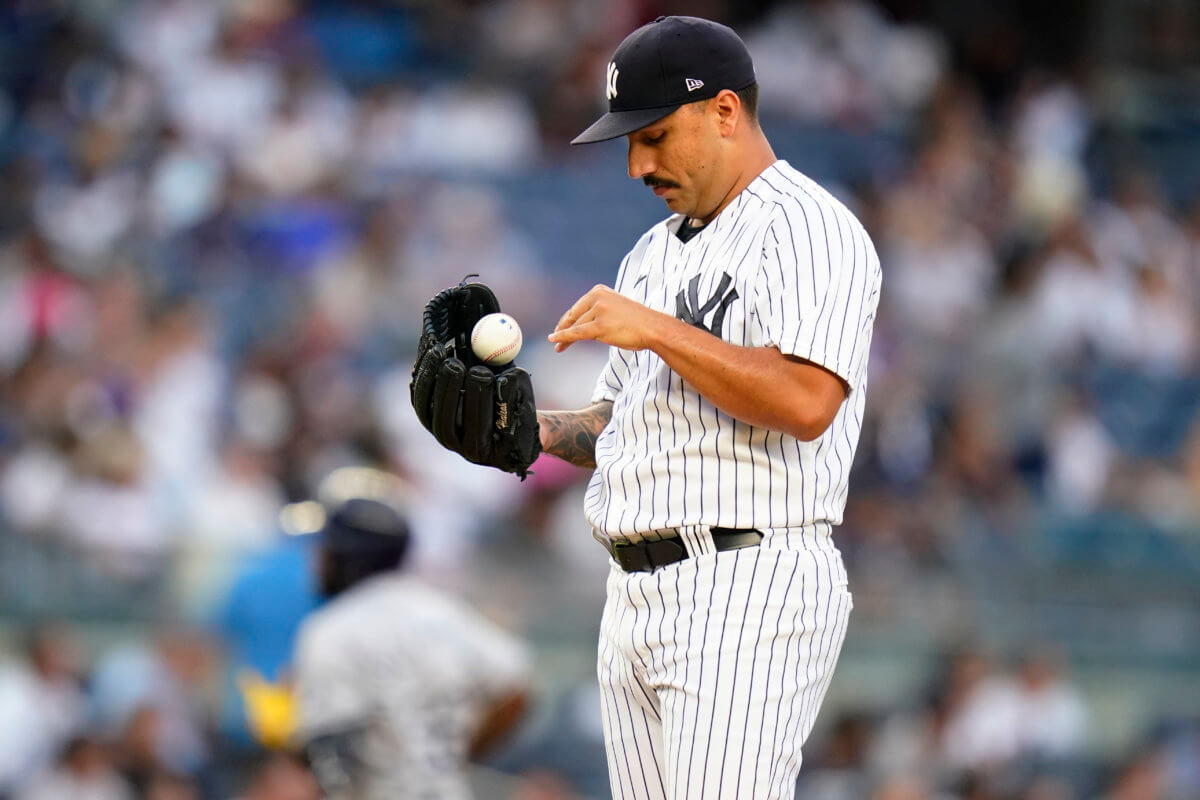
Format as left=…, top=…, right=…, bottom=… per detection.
left=586, top=160, right=881, bottom=542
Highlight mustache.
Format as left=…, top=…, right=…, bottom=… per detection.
left=643, top=176, right=680, bottom=189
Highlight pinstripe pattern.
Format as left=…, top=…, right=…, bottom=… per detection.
left=585, top=161, right=882, bottom=543
left=589, top=159, right=877, bottom=799
left=597, top=532, right=853, bottom=800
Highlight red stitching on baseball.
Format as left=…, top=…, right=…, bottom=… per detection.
left=482, top=341, right=518, bottom=363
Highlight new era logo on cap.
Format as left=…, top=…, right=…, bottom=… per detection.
left=685, top=78, right=704, bottom=92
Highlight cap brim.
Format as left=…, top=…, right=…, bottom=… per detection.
left=570, top=106, right=680, bottom=145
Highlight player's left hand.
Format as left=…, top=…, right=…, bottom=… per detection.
left=410, top=281, right=542, bottom=479
left=549, top=285, right=672, bottom=352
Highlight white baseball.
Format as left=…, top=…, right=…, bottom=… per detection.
left=470, top=313, right=523, bottom=366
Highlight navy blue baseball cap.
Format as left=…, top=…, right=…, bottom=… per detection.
left=572, top=16, right=757, bottom=145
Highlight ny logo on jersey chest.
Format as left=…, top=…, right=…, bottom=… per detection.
left=676, top=272, right=738, bottom=336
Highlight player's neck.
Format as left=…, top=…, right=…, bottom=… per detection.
left=696, top=134, right=777, bottom=226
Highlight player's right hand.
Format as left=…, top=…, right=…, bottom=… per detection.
left=548, top=285, right=674, bottom=353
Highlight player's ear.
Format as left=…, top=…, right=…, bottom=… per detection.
left=711, top=90, right=741, bottom=137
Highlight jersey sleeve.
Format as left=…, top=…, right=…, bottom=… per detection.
left=293, top=620, right=372, bottom=738
left=754, top=203, right=881, bottom=392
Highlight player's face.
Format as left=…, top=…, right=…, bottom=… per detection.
left=626, top=101, right=728, bottom=221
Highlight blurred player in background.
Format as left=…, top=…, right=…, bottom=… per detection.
left=291, top=492, right=531, bottom=800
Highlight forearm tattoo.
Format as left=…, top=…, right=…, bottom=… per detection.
left=538, top=401, right=613, bottom=469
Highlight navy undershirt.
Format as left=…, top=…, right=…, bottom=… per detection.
left=676, top=218, right=706, bottom=244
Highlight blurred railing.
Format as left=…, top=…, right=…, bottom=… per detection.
left=0, top=514, right=1196, bottom=800
left=3, top=507, right=1198, bottom=643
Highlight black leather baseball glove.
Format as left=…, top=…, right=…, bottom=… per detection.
left=410, top=280, right=541, bottom=479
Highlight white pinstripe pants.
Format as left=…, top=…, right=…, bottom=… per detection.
left=596, top=527, right=852, bottom=800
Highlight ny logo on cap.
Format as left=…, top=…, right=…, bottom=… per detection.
left=606, top=62, right=619, bottom=100
left=685, top=78, right=705, bottom=92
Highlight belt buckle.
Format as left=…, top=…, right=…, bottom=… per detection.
left=610, top=540, right=647, bottom=572
left=607, top=532, right=693, bottom=573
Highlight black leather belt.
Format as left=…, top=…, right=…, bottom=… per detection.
left=610, top=528, right=763, bottom=573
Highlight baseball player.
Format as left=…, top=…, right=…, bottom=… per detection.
left=291, top=497, right=531, bottom=800
left=408, top=15, right=881, bottom=800
left=539, top=16, right=883, bottom=800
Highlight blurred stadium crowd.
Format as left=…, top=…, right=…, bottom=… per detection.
left=0, top=0, right=1198, bottom=798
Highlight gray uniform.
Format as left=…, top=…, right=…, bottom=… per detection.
left=294, top=573, right=529, bottom=800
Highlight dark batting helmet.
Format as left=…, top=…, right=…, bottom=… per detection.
left=317, top=497, right=411, bottom=598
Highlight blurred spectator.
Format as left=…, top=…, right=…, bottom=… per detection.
left=131, top=301, right=223, bottom=516
left=1044, top=395, right=1116, bottom=514
left=14, top=736, right=133, bottom=800
left=393, top=182, right=549, bottom=329
left=142, top=770, right=203, bottom=800
left=112, top=706, right=170, bottom=794
left=144, top=127, right=227, bottom=237
left=745, top=0, right=945, bottom=126
left=797, top=712, right=875, bottom=799
left=31, top=123, right=139, bottom=273
left=1128, top=265, right=1197, bottom=373
left=58, top=425, right=165, bottom=580
left=1101, top=749, right=1169, bottom=800
left=161, top=20, right=283, bottom=154
left=0, top=233, right=92, bottom=371
left=232, top=753, right=319, bottom=800
left=0, top=623, right=88, bottom=795
left=882, top=186, right=996, bottom=343
left=183, top=440, right=285, bottom=553
left=114, top=0, right=220, bottom=83
left=869, top=772, right=934, bottom=800
left=90, top=627, right=217, bottom=779
left=1022, top=775, right=1076, bottom=800
left=938, top=650, right=1022, bottom=771
left=1011, top=648, right=1090, bottom=761
left=175, top=439, right=287, bottom=612
left=1028, top=218, right=1137, bottom=365
left=234, top=70, right=354, bottom=198
left=509, top=767, right=589, bottom=800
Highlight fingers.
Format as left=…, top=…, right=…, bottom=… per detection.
left=548, top=310, right=596, bottom=349
left=410, top=343, right=448, bottom=430
left=551, top=289, right=607, bottom=351
left=460, top=367, right=496, bottom=464
left=431, top=358, right=467, bottom=449
left=549, top=320, right=601, bottom=352
left=554, top=295, right=591, bottom=333
left=570, top=307, right=599, bottom=328
left=548, top=286, right=659, bottom=353
left=554, top=285, right=608, bottom=333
